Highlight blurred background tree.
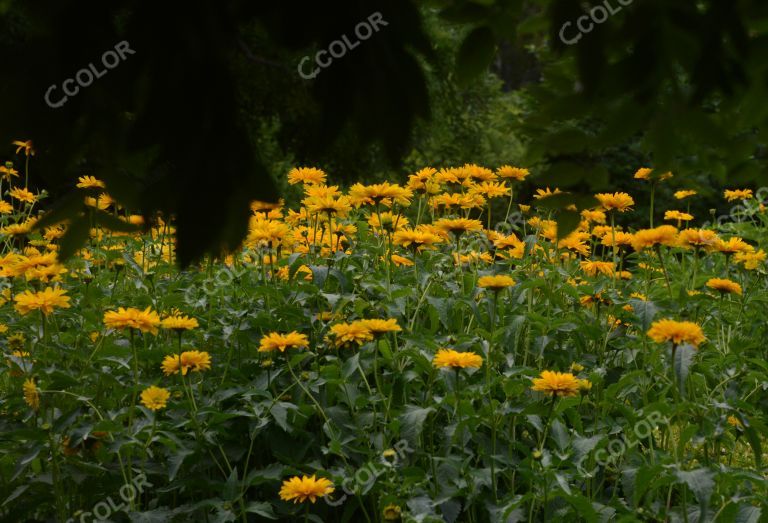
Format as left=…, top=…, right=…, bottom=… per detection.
left=1, top=0, right=767, bottom=263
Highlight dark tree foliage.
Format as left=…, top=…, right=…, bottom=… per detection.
left=2, top=0, right=767, bottom=263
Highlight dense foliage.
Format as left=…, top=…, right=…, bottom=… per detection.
left=1, top=157, right=766, bottom=522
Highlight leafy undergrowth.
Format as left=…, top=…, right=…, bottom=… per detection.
left=1, top=162, right=767, bottom=522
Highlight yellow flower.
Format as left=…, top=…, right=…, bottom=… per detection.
left=533, top=187, right=562, bottom=200
left=161, top=313, right=199, bottom=331
left=432, top=348, right=483, bottom=369
left=327, top=323, right=374, bottom=348
left=279, top=475, right=335, bottom=504
left=469, top=181, right=510, bottom=199
left=579, top=260, right=616, bottom=277
left=570, top=362, right=585, bottom=372
left=724, top=189, right=753, bottom=202
left=358, top=319, right=402, bottom=335
left=595, top=192, right=634, bottom=212
left=14, top=287, right=71, bottom=316
left=76, top=175, right=106, bottom=189
left=733, top=249, right=766, bottom=270
left=161, top=350, right=212, bottom=375
left=0, top=163, right=19, bottom=180
left=368, top=212, right=409, bottom=233
left=578, top=379, right=593, bottom=394
left=631, top=225, right=678, bottom=251
left=531, top=371, right=580, bottom=397
left=390, top=254, right=414, bottom=267
left=288, top=167, right=327, bottom=185
left=13, top=139, right=35, bottom=156
left=647, top=319, right=705, bottom=347
left=601, top=231, right=634, bottom=248
left=716, top=237, right=752, bottom=255
left=705, top=278, right=742, bottom=295
left=477, top=275, right=516, bottom=290
left=383, top=504, right=403, bottom=520
left=23, top=378, right=40, bottom=410
left=674, top=190, right=697, bottom=200
left=581, top=209, right=606, bottom=224
left=634, top=167, right=653, bottom=180
left=496, top=165, right=529, bottom=181
left=140, top=386, right=170, bottom=411
left=0, top=200, right=12, bottom=214
left=664, top=210, right=693, bottom=222
left=9, top=187, right=37, bottom=204
left=304, top=195, right=352, bottom=216
left=349, top=182, right=412, bottom=207
left=633, top=168, right=672, bottom=181
left=434, top=218, right=483, bottom=236
left=678, top=229, right=719, bottom=249
left=103, top=307, right=161, bottom=335
left=727, top=415, right=743, bottom=429
left=259, top=331, right=310, bottom=352
left=392, top=228, right=443, bottom=251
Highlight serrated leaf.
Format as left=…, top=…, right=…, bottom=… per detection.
left=675, top=468, right=714, bottom=518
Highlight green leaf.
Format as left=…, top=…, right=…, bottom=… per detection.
left=675, top=468, right=714, bottom=518
left=168, top=448, right=194, bottom=481
left=673, top=343, right=695, bottom=396
left=629, top=299, right=658, bottom=331
left=456, top=26, right=496, bottom=86
left=742, top=419, right=763, bottom=469
left=93, top=209, right=140, bottom=233
left=245, top=502, right=277, bottom=519
left=399, top=406, right=434, bottom=444
left=555, top=210, right=581, bottom=240
left=57, top=214, right=91, bottom=262
left=31, top=191, right=83, bottom=231
left=270, top=402, right=298, bottom=433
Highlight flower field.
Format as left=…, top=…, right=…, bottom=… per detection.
left=1, top=160, right=767, bottom=522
